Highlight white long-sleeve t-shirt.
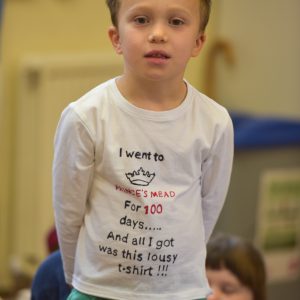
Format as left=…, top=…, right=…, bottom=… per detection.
left=53, top=78, right=234, bottom=300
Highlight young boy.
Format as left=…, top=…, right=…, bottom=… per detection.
left=53, top=0, right=234, bottom=299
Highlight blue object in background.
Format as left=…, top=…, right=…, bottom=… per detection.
left=0, top=0, right=3, bottom=33
left=230, top=112, right=300, bottom=150
left=0, top=0, right=2, bottom=20
left=31, top=250, right=71, bottom=300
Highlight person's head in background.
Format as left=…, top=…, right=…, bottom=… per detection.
left=206, top=234, right=267, bottom=300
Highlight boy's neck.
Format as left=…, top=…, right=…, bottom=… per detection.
left=116, top=75, right=187, bottom=112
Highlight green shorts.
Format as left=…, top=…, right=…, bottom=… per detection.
left=67, top=289, right=206, bottom=300
left=67, top=289, right=108, bottom=300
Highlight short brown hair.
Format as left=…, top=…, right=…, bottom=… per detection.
left=106, top=0, right=211, bottom=32
left=206, top=234, right=267, bottom=300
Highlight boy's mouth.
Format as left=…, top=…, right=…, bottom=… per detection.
left=144, top=51, right=171, bottom=59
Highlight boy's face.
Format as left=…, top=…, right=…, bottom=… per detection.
left=108, top=0, right=205, bottom=82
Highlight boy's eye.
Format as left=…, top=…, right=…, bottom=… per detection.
left=133, top=16, right=149, bottom=25
left=169, top=18, right=185, bottom=26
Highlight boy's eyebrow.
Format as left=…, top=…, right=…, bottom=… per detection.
left=125, top=3, right=195, bottom=17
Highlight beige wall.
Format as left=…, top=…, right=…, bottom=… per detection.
left=0, top=0, right=110, bottom=289
left=214, top=0, right=300, bottom=118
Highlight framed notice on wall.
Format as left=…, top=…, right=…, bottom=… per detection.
left=256, top=168, right=300, bottom=282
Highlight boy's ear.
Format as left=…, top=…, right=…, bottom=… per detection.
left=191, top=33, right=206, bottom=57
left=108, top=26, right=122, bottom=55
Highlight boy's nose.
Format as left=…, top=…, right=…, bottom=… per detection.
left=148, top=25, right=168, bottom=43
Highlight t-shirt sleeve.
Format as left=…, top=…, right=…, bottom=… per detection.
left=52, top=105, right=95, bottom=284
left=201, top=114, right=234, bottom=243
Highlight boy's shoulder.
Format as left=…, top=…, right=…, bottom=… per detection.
left=60, top=78, right=117, bottom=133
left=71, top=77, right=116, bottom=110
left=188, top=82, right=231, bottom=122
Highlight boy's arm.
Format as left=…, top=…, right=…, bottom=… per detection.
left=53, top=106, right=95, bottom=284
left=201, top=115, right=234, bottom=243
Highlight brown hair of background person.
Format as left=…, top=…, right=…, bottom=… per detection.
left=206, top=234, right=267, bottom=300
